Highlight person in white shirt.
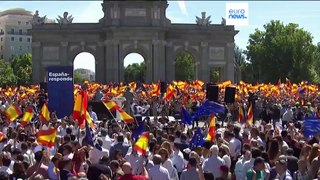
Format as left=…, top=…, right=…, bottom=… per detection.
left=158, top=148, right=178, bottom=180
left=88, top=106, right=98, bottom=122
left=227, top=132, right=242, bottom=160
left=235, top=150, right=251, bottom=180
left=0, top=152, right=13, bottom=175
left=89, top=138, right=109, bottom=164
left=282, top=107, right=293, bottom=128
left=202, top=145, right=225, bottom=179
left=100, top=129, right=112, bottom=150
left=275, top=156, right=293, bottom=180
left=148, top=154, right=170, bottom=180
left=125, top=149, right=144, bottom=175
left=171, top=142, right=185, bottom=177
left=242, top=148, right=261, bottom=179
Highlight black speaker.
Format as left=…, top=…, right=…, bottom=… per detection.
left=40, top=82, right=47, bottom=93
left=206, top=84, right=219, bottom=102
left=224, top=87, right=236, bottom=103
left=88, top=101, right=113, bottom=120
left=160, top=82, right=167, bottom=93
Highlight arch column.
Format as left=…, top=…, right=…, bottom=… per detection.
left=95, top=42, right=105, bottom=83
left=165, top=41, right=174, bottom=82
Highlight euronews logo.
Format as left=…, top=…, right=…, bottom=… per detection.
left=228, top=9, right=247, bottom=19
left=226, top=2, right=249, bottom=26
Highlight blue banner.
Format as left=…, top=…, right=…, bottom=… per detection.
left=47, top=66, right=74, bottom=119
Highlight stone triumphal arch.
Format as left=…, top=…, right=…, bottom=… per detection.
left=31, top=0, right=239, bottom=83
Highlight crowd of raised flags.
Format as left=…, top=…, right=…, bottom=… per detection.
left=0, top=79, right=320, bottom=179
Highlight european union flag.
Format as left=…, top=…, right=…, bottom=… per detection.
left=181, top=106, right=192, bottom=125
left=303, top=117, right=320, bottom=137
left=192, top=100, right=225, bottom=119
left=85, top=120, right=94, bottom=147
left=189, top=128, right=204, bottom=150
left=132, top=120, right=145, bottom=141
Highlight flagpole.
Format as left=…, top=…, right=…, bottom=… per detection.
left=105, top=107, right=131, bottom=133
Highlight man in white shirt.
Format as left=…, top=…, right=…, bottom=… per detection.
left=88, top=106, right=98, bottom=122
left=171, top=141, right=185, bottom=177
left=242, top=148, right=261, bottom=179
left=148, top=154, right=170, bottom=180
left=89, top=139, right=109, bottom=164
left=235, top=150, right=251, bottom=180
left=100, top=129, right=112, bottom=150
left=282, top=107, right=293, bottom=128
left=125, top=149, right=144, bottom=175
left=275, top=155, right=293, bottom=180
left=227, top=132, right=242, bottom=160
left=202, top=145, right=225, bottom=179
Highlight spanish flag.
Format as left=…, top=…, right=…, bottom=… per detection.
left=39, top=103, right=50, bottom=125
left=21, top=107, right=34, bottom=126
left=103, top=100, right=134, bottom=124
left=102, top=100, right=118, bottom=111
left=73, top=90, right=88, bottom=126
left=117, top=107, right=135, bottom=124
left=36, top=128, right=57, bottom=148
left=79, top=111, right=95, bottom=129
left=207, top=114, right=216, bottom=142
left=133, top=132, right=149, bottom=156
left=247, top=104, right=253, bottom=126
left=0, top=132, right=4, bottom=141
left=5, top=104, right=22, bottom=122
left=238, top=105, right=245, bottom=123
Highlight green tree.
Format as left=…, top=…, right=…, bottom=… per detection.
left=245, top=20, right=318, bottom=83
left=209, top=68, right=220, bottom=82
left=175, top=52, right=195, bottom=81
left=73, top=71, right=88, bottom=84
left=11, top=53, right=32, bottom=85
left=0, top=59, right=16, bottom=86
left=124, top=62, right=146, bottom=82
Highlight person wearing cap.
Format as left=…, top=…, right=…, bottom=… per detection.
left=275, top=155, right=293, bottom=180
left=48, top=153, right=62, bottom=180
left=246, top=157, right=266, bottom=180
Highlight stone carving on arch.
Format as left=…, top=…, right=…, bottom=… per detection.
left=68, top=45, right=97, bottom=67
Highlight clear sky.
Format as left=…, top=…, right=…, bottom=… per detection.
left=1, top=1, right=319, bottom=72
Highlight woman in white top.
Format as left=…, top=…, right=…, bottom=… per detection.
left=159, top=148, right=179, bottom=180
left=219, top=144, right=232, bottom=169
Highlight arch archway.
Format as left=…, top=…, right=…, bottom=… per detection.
left=174, top=51, right=197, bottom=81
left=73, top=52, right=96, bottom=84
left=123, top=52, right=146, bottom=83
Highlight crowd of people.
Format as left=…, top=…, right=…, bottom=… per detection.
left=0, top=80, right=319, bottom=180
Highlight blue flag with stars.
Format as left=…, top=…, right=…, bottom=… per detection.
left=192, top=100, right=225, bottom=119
left=303, top=117, right=320, bottom=137
left=181, top=106, right=192, bottom=125
left=189, top=128, right=204, bottom=150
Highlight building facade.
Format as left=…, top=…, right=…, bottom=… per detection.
left=32, top=0, right=239, bottom=84
left=0, top=8, right=33, bottom=61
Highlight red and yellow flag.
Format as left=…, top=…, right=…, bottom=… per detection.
left=39, top=103, right=50, bottom=125
left=247, top=104, right=253, bottom=126
left=36, top=128, right=57, bottom=148
left=80, top=111, right=95, bottom=129
left=5, top=104, right=22, bottom=122
left=117, top=107, right=135, bottom=124
left=133, top=132, right=149, bottom=156
left=238, top=105, right=245, bottom=123
left=73, top=90, right=88, bottom=126
left=21, top=107, right=34, bottom=126
left=102, top=100, right=118, bottom=111
left=207, top=114, right=216, bottom=142
left=103, top=100, right=134, bottom=124
left=0, top=132, right=4, bottom=141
